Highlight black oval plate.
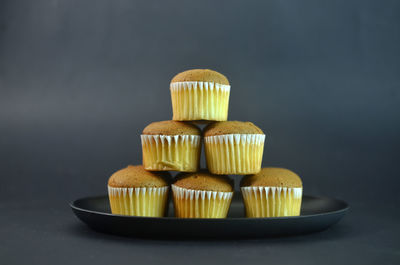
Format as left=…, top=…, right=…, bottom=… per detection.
left=70, top=194, right=349, bottom=238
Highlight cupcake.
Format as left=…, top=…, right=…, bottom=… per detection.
left=204, top=121, right=265, bottom=175
left=108, top=165, right=170, bottom=217
left=172, top=171, right=234, bottom=218
left=141, top=120, right=201, bottom=172
left=170, top=69, right=230, bottom=121
left=241, top=167, right=303, bottom=217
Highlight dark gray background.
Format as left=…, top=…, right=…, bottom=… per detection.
left=0, top=0, right=399, bottom=264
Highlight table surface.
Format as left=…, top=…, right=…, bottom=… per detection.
left=1, top=198, right=399, bottom=265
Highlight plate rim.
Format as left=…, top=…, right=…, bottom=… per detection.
left=70, top=194, right=350, bottom=221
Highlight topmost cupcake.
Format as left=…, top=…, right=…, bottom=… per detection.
left=170, top=69, right=230, bottom=121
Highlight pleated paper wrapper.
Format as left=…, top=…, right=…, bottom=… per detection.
left=141, top=134, right=201, bottom=172
left=108, top=186, right=169, bottom=217
left=204, top=134, right=265, bottom=174
left=241, top=186, right=302, bottom=217
left=170, top=81, right=230, bottom=121
left=172, top=185, right=233, bottom=218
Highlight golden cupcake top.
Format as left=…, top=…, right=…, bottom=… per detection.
left=174, top=171, right=233, bottom=192
left=108, top=165, right=170, bottom=188
left=142, top=120, right=201, bottom=135
left=171, top=69, right=229, bottom=85
left=241, top=167, right=302, bottom=188
left=204, top=121, right=264, bottom=136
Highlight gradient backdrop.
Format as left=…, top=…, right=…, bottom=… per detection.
left=0, top=0, right=399, bottom=264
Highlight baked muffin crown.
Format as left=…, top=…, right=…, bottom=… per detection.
left=241, top=167, right=302, bottom=188
left=174, top=170, right=233, bottom=192
left=204, top=121, right=264, bottom=136
left=143, top=120, right=201, bottom=135
left=171, top=69, right=229, bottom=85
left=108, top=165, right=170, bottom=188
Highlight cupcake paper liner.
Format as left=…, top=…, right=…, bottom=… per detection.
left=204, top=134, right=265, bottom=174
left=241, top=186, right=302, bottom=217
left=108, top=186, right=169, bottom=217
left=170, top=81, right=230, bottom=121
left=141, top=134, right=201, bottom=172
left=172, top=184, right=233, bottom=218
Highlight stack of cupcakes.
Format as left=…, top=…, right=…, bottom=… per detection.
left=107, top=69, right=303, bottom=218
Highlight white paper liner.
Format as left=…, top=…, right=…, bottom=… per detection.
left=141, top=134, right=201, bottom=171
left=204, top=134, right=266, bottom=174
left=108, top=186, right=169, bottom=217
left=241, top=186, right=302, bottom=217
left=170, top=81, right=230, bottom=121
left=171, top=184, right=233, bottom=218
